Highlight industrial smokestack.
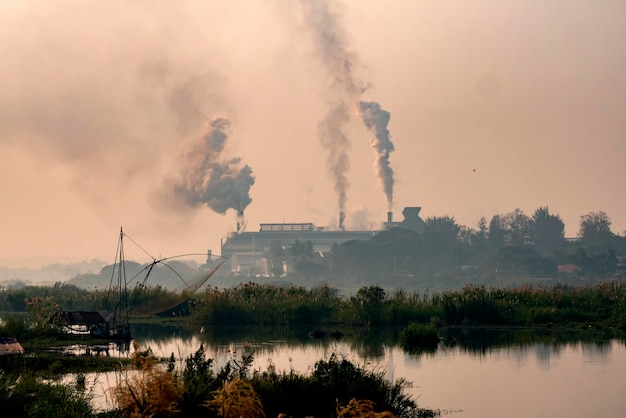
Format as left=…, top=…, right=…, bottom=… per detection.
left=339, top=211, right=346, bottom=231
left=387, top=211, right=393, bottom=224
left=236, top=209, right=244, bottom=233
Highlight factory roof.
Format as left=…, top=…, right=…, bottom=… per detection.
left=259, top=223, right=316, bottom=232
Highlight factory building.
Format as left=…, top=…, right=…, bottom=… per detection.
left=220, top=206, right=426, bottom=276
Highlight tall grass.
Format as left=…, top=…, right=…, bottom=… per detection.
left=194, top=283, right=345, bottom=325
left=0, top=374, right=94, bottom=418
left=189, top=281, right=626, bottom=329
left=2, top=280, right=625, bottom=329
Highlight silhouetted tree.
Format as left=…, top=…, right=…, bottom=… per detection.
left=532, top=206, right=566, bottom=255
left=502, top=209, right=534, bottom=247
left=494, top=246, right=557, bottom=278
left=488, top=215, right=505, bottom=250
left=350, top=285, right=386, bottom=325
left=423, top=215, right=461, bottom=270
left=584, top=250, right=619, bottom=277
left=475, top=217, right=488, bottom=246
left=578, top=211, right=614, bottom=254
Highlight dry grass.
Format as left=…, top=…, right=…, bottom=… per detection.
left=337, top=398, right=396, bottom=418
left=205, top=378, right=265, bottom=418
left=111, top=341, right=182, bottom=417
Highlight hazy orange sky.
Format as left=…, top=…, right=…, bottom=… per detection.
left=1, top=0, right=624, bottom=267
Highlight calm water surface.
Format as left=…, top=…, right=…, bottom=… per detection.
left=87, top=325, right=626, bottom=417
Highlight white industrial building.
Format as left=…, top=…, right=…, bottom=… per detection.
left=219, top=207, right=426, bottom=276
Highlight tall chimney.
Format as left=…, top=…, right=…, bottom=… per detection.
left=236, top=209, right=244, bottom=233
left=387, top=211, right=393, bottom=224
left=339, top=211, right=346, bottom=231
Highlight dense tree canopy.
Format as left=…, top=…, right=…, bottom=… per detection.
left=578, top=211, right=614, bottom=254
left=532, top=206, right=566, bottom=254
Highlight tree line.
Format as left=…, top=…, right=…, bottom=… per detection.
left=267, top=207, right=625, bottom=287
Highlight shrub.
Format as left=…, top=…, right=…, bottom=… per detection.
left=112, top=342, right=182, bottom=417
left=400, top=323, right=439, bottom=353
left=205, top=378, right=265, bottom=418
left=0, top=374, right=94, bottom=418
left=337, top=398, right=395, bottom=418
left=178, top=344, right=220, bottom=417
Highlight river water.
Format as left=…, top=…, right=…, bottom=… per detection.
left=84, top=324, right=626, bottom=417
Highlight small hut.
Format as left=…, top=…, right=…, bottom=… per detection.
left=50, top=310, right=111, bottom=337
left=0, top=337, right=25, bottom=356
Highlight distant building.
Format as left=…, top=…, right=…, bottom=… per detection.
left=220, top=206, right=426, bottom=276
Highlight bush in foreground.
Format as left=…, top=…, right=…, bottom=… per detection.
left=109, top=346, right=439, bottom=418
left=0, top=374, right=94, bottom=418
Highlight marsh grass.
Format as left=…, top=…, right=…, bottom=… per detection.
left=111, top=342, right=182, bottom=417
left=0, top=373, right=94, bottom=418
left=188, top=281, right=626, bottom=329
left=205, top=378, right=265, bottom=418
left=3, top=280, right=625, bottom=330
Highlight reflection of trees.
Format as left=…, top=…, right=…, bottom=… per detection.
left=348, top=327, right=408, bottom=359
left=438, top=327, right=617, bottom=358
left=131, top=323, right=624, bottom=368
left=534, top=343, right=556, bottom=369
left=581, top=341, right=612, bottom=361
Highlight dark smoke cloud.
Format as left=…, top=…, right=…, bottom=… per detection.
left=359, top=101, right=395, bottom=210
left=173, top=117, right=255, bottom=216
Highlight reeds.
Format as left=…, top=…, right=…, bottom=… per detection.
left=189, top=281, right=626, bottom=328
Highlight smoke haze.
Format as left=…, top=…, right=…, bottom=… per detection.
left=0, top=0, right=625, bottom=264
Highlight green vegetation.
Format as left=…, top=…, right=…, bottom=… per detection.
left=2, top=196, right=626, bottom=418
left=110, top=344, right=437, bottom=418
left=2, top=278, right=626, bottom=417
left=400, top=322, right=439, bottom=353
left=0, top=374, right=94, bottom=418
left=219, top=207, right=626, bottom=292
left=0, top=342, right=437, bottom=417
left=0, top=281, right=179, bottom=318
left=192, top=283, right=343, bottom=325
left=188, top=282, right=626, bottom=329
left=3, top=281, right=626, bottom=330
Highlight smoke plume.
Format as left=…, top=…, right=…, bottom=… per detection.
left=173, top=117, right=255, bottom=219
left=300, top=0, right=361, bottom=215
left=358, top=101, right=395, bottom=210
left=300, top=0, right=396, bottom=216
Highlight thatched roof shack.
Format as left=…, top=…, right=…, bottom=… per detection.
left=0, top=337, right=25, bottom=356
left=50, top=310, right=111, bottom=337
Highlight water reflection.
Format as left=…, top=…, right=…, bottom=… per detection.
left=131, top=323, right=625, bottom=364
left=82, top=324, right=626, bottom=417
